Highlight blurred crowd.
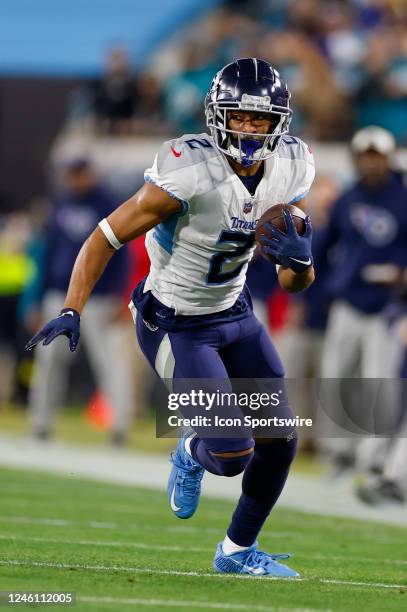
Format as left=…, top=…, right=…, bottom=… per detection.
left=0, top=161, right=151, bottom=444
left=66, top=0, right=407, bottom=143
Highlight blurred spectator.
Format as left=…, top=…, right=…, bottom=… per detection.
left=93, top=47, right=137, bottom=135
left=355, top=27, right=407, bottom=142
left=133, top=73, right=171, bottom=136
left=14, top=198, right=51, bottom=404
left=28, top=159, right=134, bottom=445
left=0, top=212, right=33, bottom=404
left=356, top=283, right=407, bottom=505
left=317, top=126, right=407, bottom=468
left=318, top=126, right=407, bottom=322
left=66, top=46, right=170, bottom=137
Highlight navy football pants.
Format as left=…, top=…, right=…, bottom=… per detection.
left=136, top=311, right=297, bottom=546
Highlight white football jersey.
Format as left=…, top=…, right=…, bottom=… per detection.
left=143, top=133, right=315, bottom=315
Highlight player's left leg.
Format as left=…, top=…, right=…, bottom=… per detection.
left=168, top=327, right=255, bottom=517
left=135, top=315, right=253, bottom=518
left=214, top=314, right=299, bottom=577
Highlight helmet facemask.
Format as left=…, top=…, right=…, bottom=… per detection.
left=205, top=96, right=292, bottom=167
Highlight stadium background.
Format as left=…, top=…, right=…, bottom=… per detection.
left=0, top=1, right=407, bottom=610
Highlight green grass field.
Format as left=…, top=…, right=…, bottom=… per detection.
left=0, top=467, right=406, bottom=611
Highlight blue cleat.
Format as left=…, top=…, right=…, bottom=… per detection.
left=167, top=435, right=205, bottom=519
left=213, top=542, right=299, bottom=578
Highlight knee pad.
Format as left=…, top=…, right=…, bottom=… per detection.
left=191, top=437, right=255, bottom=477
left=210, top=451, right=253, bottom=477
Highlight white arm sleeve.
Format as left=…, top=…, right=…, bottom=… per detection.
left=98, top=218, right=124, bottom=250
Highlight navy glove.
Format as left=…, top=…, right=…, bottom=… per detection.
left=25, top=308, right=80, bottom=352
left=259, top=208, right=313, bottom=273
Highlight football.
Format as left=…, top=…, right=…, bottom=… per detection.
left=255, top=203, right=307, bottom=263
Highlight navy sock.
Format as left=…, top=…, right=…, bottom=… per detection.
left=226, top=436, right=297, bottom=547
left=190, top=437, right=253, bottom=477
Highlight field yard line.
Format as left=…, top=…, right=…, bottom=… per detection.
left=79, top=595, right=328, bottom=612
left=321, top=578, right=406, bottom=589
left=0, top=535, right=211, bottom=554
left=0, top=559, right=405, bottom=590
left=0, top=559, right=287, bottom=580
left=0, top=515, right=296, bottom=539
left=2, top=508, right=401, bottom=545
left=1, top=534, right=407, bottom=567
left=0, top=516, right=117, bottom=529
left=0, top=515, right=224, bottom=535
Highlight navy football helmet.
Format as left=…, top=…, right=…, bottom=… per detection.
left=205, top=58, right=292, bottom=167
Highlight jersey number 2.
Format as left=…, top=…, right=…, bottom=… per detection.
left=207, top=231, right=255, bottom=285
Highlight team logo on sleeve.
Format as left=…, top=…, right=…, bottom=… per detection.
left=243, top=202, right=253, bottom=214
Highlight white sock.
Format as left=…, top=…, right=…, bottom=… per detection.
left=222, top=535, right=250, bottom=556
left=184, top=433, right=197, bottom=458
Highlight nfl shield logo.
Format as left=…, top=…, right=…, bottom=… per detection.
left=243, top=201, right=253, bottom=214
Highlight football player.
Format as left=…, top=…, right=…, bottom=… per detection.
left=26, top=58, right=315, bottom=577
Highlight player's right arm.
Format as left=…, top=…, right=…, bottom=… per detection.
left=25, top=182, right=181, bottom=351
left=63, top=183, right=181, bottom=313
